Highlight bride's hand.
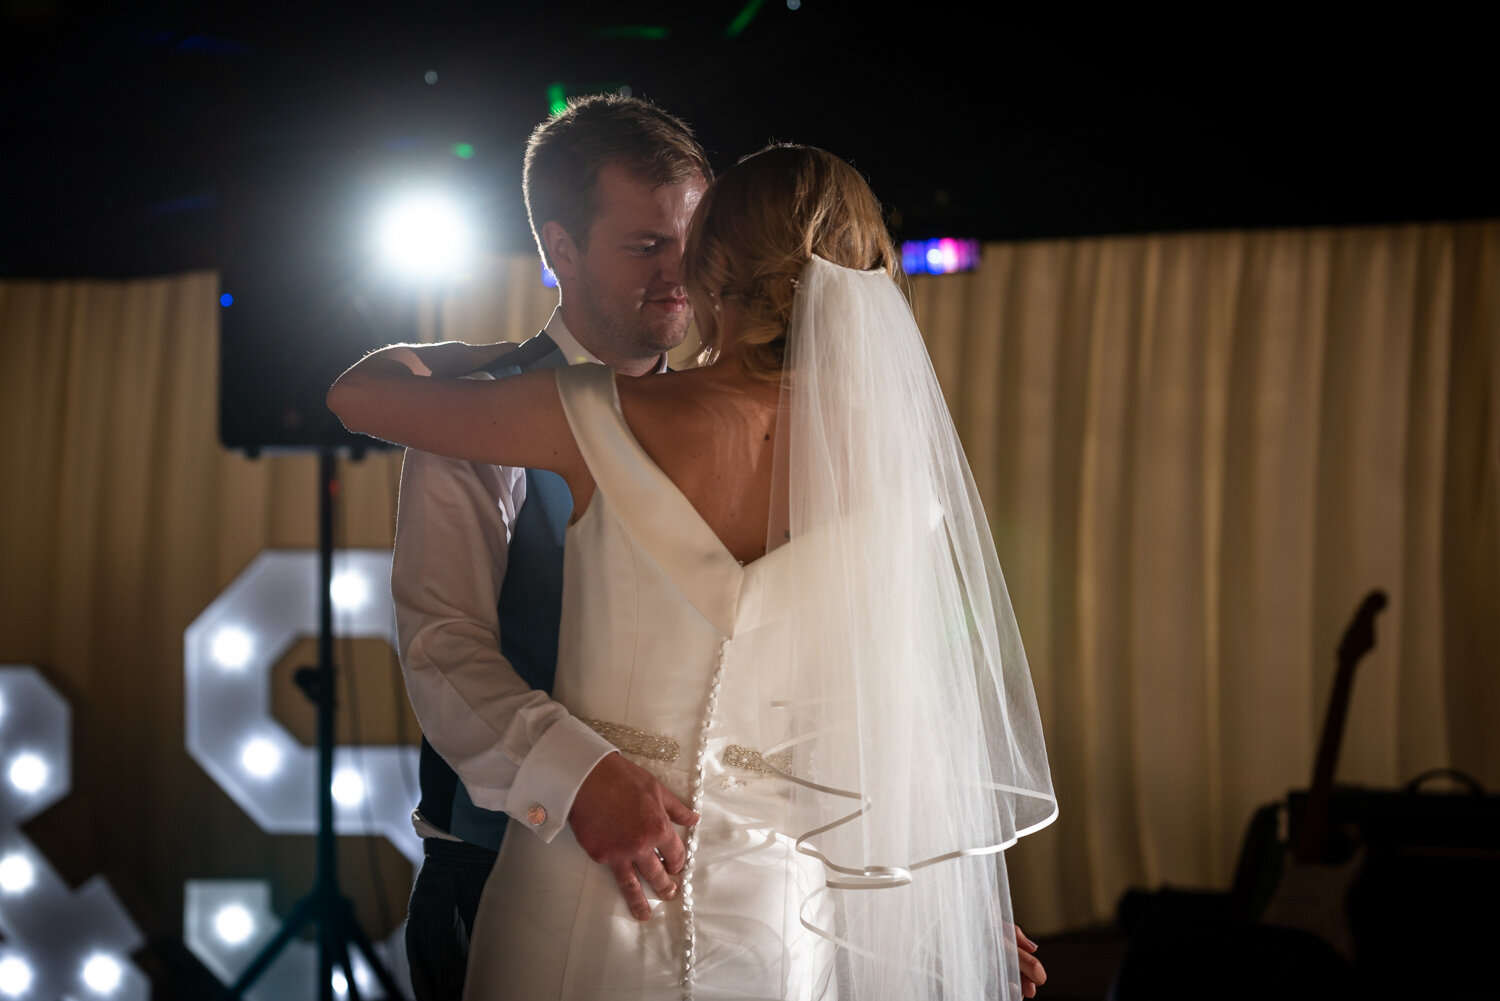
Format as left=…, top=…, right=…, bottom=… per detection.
left=1015, top=924, right=1045, bottom=997
left=569, top=752, right=700, bottom=921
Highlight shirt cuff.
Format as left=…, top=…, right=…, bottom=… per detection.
left=504, top=715, right=617, bottom=842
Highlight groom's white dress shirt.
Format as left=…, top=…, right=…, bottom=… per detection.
left=392, top=311, right=620, bottom=843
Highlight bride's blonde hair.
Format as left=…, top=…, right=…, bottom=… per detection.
left=684, top=145, right=899, bottom=379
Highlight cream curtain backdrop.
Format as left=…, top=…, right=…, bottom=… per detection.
left=911, top=221, right=1500, bottom=931
left=0, top=223, right=1494, bottom=974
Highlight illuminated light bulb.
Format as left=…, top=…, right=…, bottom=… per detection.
left=214, top=903, right=255, bottom=945
left=329, top=572, right=369, bottom=612
left=211, top=627, right=253, bottom=669
left=8, top=752, right=48, bottom=793
left=0, top=957, right=33, bottom=997
left=240, top=738, right=282, bottom=779
left=331, top=768, right=366, bottom=806
left=352, top=959, right=373, bottom=993
left=376, top=194, right=474, bottom=281
left=81, top=953, right=123, bottom=993
left=939, top=238, right=960, bottom=272
left=0, top=853, right=34, bottom=894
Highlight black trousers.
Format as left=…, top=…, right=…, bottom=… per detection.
left=405, top=838, right=500, bottom=1001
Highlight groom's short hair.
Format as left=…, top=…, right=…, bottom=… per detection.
left=524, top=94, right=711, bottom=269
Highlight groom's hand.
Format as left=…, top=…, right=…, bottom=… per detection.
left=569, top=752, right=700, bottom=921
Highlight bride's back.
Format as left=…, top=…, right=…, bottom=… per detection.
left=615, top=366, right=781, bottom=565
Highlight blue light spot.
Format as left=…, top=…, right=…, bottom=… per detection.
left=541, top=264, right=558, bottom=289
left=220, top=293, right=234, bottom=307
left=147, top=193, right=216, bottom=216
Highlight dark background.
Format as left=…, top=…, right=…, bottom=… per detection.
left=3, top=2, right=1495, bottom=280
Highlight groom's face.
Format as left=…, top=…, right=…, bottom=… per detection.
left=554, top=163, right=705, bottom=372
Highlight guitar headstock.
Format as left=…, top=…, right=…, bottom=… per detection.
left=1336, top=589, right=1388, bottom=666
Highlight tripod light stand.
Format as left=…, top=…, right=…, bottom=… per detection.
left=219, top=449, right=407, bottom=1001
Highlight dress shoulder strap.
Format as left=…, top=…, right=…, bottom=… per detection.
left=553, top=363, right=649, bottom=499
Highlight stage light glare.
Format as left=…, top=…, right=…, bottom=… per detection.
left=214, top=902, right=256, bottom=945
left=332, top=968, right=349, bottom=997
left=376, top=194, right=473, bottom=281
left=0, top=957, right=32, bottom=997
left=354, top=958, right=373, bottom=993
left=8, top=752, right=47, bottom=793
left=331, top=768, right=366, bottom=806
left=240, top=738, right=282, bottom=779
left=0, top=853, right=34, bottom=894
left=81, top=953, right=123, bottom=993
left=330, top=571, right=369, bottom=611
left=211, top=626, right=254, bottom=669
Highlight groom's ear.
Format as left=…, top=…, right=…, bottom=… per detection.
left=541, top=221, right=582, bottom=282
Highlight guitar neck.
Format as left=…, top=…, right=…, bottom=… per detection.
left=1296, top=663, right=1356, bottom=861
left=1294, top=589, right=1386, bottom=863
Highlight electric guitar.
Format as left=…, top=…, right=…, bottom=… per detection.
left=1260, top=589, right=1388, bottom=960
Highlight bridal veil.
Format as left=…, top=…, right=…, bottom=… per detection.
left=768, top=256, right=1057, bottom=1000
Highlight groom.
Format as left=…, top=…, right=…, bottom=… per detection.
left=392, top=94, right=710, bottom=999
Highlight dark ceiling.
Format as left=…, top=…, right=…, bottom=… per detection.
left=3, top=2, right=1495, bottom=279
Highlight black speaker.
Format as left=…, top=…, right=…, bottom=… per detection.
left=218, top=148, right=416, bottom=454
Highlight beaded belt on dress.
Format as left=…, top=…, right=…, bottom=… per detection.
left=577, top=716, right=791, bottom=776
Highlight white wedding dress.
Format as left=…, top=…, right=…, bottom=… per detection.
left=463, top=362, right=837, bottom=1001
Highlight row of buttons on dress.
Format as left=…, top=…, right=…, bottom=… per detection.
left=680, top=637, right=729, bottom=1001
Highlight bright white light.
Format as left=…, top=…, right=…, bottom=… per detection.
left=8, top=752, right=48, bottom=793
left=240, top=738, right=282, bottom=779
left=331, top=768, right=366, bottom=806
left=353, top=957, right=373, bottom=993
left=0, top=957, right=32, bottom=997
left=214, top=903, right=256, bottom=945
left=330, top=571, right=370, bottom=612
left=211, top=627, right=254, bottom=670
left=329, top=958, right=374, bottom=998
left=81, top=952, right=123, bottom=993
left=376, top=193, right=474, bottom=281
left=0, top=853, right=34, bottom=894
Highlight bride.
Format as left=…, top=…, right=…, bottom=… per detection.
left=330, top=145, right=1056, bottom=1000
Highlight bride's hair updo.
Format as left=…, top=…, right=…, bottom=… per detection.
left=685, top=144, right=898, bottom=379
